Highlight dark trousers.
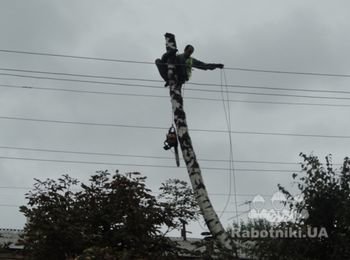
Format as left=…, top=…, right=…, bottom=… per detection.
left=155, top=52, right=186, bottom=85
left=155, top=55, right=168, bottom=82
left=155, top=50, right=177, bottom=83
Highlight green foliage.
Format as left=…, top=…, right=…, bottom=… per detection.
left=20, top=174, right=83, bottom=260
left=20, top=171, right=197, bottom=259
left=158, top=178, right=200, bottom=231
left=235, top=153, right=350, bottom=260
left=232, top=220, right=305, bottom=260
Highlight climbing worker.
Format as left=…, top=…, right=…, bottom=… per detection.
left=155, top=44, right=224, bottom=86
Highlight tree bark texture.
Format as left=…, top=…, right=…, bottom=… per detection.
left=164, top=33, right=234, bottom=252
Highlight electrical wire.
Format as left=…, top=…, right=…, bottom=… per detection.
left=0, top=155, right=299, bottom=173
left=0, top=202, right=250, bottom=214
left=3, top=67, right=350, bottom=95
left=219, top=70, right=233, bottom=219
left=2, top=49, right=350, bottom=78
left=0, top=204, right=20, bottom=208
left=0, top=144, right=302, bottom=165
left=2, top=49, right=349, bottom=225
left=219, top=69, right=239, bottom=223
left=223, top=66, right=350, bottom=78
left=0, top=115, right=350, bottom=139
left=0, top=188, right=274, bottom=199
left=0, top=49, right=154, bottom=64
left=2, top=71, right=350, bottom=101
left=2, top=83, right=350, bottom=108
left=0, top=186, right=277, bottom=197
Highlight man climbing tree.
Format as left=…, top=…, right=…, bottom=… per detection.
left=157, top=33, right=236, bottom=256
left=155, top=44, right=224, bottom=86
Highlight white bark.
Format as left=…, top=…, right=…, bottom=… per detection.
left=169, top=84, right=234, bottom=252
left=163, top=33, right=235, bottom=254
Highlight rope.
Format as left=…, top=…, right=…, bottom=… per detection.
left=219, top=69, right=239, bottom=224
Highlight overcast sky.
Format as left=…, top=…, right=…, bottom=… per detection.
left=1, top=0, right=350, bottom=237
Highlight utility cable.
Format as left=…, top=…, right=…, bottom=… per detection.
left=225, top=69, right=239, bottom=223
left=0, top=49, right=154, bottom=65
left=0, top=144, right=301, bottom=165
left=0, top=115, right=349, bottom=139
left=3, top=67, right=350, bottom=95
left=1, top=83, right=349, bottom=108
left=219, top=70, right=233, bottom=219
left=2, top=49, right=350, bottom=78
left=0, top=155, right=299, bottom=173
left=2, top=72, right=350, bottom=101
left=0, top=186, right=276, bottom=197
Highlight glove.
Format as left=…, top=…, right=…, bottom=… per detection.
left=208, top=63, right=224, bottom=70
left=208, top=64, right=218, bottom=70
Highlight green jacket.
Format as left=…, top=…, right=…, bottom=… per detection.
left=175, top=53, right=221, bottom=83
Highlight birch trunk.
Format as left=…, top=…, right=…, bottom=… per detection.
left=164, top=33, right=235, bottom=253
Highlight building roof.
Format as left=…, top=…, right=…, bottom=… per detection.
left=0, top=228, right=24, bottom=250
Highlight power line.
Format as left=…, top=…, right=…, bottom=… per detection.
left=0, top=155, right=298, bottom=173
left=0, top=115, right=349, bottom=139
left=2, top=83, right=349, bottom=108
left=0, top=204, right=20, bottom=208
left=2, top=49, right=350, bottom=78
left=0, top=186, right=32, bottom=190
left=0, top=67, right=160, bottom=84
left=1, top=71, right=350, bottom=101
left=0, top=72, right=163, bottom=90
left=0, top=145, right=300, bottom=165
left=0, top=83, right=179, bottom=100
left=2, top=67, right=350, bottom=95
left=224, top=66, right=350, bottom=78
left=0, top=49, right=154, bottom=65
left=0, top=186, right=274, bottom=198
left=0, top=200, right=250, bottom=213
left=0, top=202, right=249, bottom=214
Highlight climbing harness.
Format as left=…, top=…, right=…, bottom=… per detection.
left=163, top=125, right=180, bottom=167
